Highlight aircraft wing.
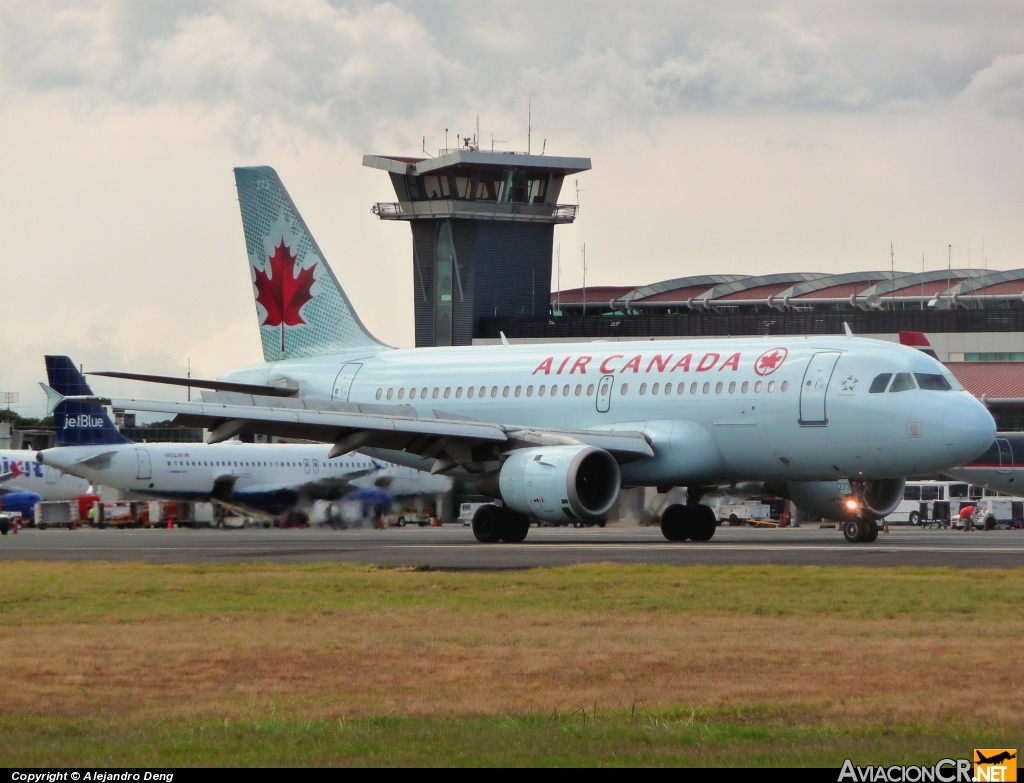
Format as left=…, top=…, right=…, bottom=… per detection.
left=0, top=471, right=17, bottom=485
left=48, top=389, right=654, bottom=474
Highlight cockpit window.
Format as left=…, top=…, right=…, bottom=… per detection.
left=914, top=373, right=952, bottom=391
left=869, top=373, right=892, bottom=393
left=889, top=372, right=916, bottom=392
left=945, top=372, right=965, bottom=391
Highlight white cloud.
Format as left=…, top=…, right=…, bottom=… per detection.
left=964, top=54, right=1024, bottom=119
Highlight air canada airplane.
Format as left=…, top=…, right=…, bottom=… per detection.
left=38, top=356, right=451, bottom=522
left=44, top=166, right=996, bottom=545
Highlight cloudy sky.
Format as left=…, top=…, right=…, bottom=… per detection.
left=2, top=1, right=1023, bottom=417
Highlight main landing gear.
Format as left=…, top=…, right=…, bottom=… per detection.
left=660, top=503, right=717, bottom=542
left=472, top=504, right=531, bottom=543
left=842, top=518, right=879, bottom=543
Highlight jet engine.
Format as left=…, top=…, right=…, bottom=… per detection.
left=768, top=479, right=905, bottom=523
left=480, top=445, right=621, bottom=524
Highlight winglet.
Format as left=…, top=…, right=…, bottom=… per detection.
left=843, top=322, right=854, bottom=338
left=500, top=331, right=510, bottom=347
left=39, top=383, right=65, bottom=415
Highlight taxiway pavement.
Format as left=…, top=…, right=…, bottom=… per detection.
left=1, top=525, right=1022, bottom=568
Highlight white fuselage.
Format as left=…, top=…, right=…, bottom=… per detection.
left=219, top=335, right=995, bottom=485
left=1, top=450, right=90, bottom=500
left=39, top=441, right=449, bottom=504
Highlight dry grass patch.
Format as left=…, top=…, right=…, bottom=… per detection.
left=0, top=562, right=1021, bottom=732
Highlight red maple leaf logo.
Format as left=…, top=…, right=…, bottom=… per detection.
left=754, top=347, right=788, bottom=376
left=253, top=239, right=317, bottom=328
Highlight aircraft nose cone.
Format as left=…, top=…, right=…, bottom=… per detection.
left=943, top=396, right=996, bottom=465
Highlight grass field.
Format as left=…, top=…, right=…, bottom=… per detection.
left=0, top=562, right=1021, bottom=766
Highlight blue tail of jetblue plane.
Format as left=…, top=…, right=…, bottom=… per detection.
left=45, top=355, right=130, bottom=446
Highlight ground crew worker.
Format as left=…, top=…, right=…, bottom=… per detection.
left=88, top=504, right=96, bottom=526
left=960, top=504, right=974, bottom=532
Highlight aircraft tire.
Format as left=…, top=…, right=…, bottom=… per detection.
left=472, top=504, right=504, bottom=543
left=689, top=505, right=718, bottom=542
left=500, top=511, right=531, bottom=543
left=842, top=518, right=867, bottom=543
left=660, top=504, right=692, bottom=542
left=864, top=519, right=879, bottom=543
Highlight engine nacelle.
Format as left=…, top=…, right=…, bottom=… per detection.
left=769, top=479, right=906, bottom=523
left=494, top=445, right=621, bottom=524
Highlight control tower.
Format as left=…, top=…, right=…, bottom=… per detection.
left=364, top=146, right=590, bottom=347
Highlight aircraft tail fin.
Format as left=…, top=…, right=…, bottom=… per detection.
left=234, top=166, right=387, bottom=362
left=899, top=331, right=939, bottom=360
left=44, top=355, right=131, bottom=447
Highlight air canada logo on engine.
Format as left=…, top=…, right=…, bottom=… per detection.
left=754, top=347, right=788, bottom=376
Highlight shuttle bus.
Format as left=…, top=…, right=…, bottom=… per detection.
left=886, top=480, right=1023, bottom=527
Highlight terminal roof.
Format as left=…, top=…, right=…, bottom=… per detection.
left=364, top=150, right=591, bottom=177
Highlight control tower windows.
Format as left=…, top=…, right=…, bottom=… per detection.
left=433, top=222, right=455, bottom=347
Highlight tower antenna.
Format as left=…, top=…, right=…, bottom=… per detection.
left=890, top=241, right=896, bottom=310
left=528, top=98, right=531, bottom=155
left=582, top=243, right=587, bottom=318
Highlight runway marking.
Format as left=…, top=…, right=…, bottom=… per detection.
left=5, top=544, right=1023, bottom=554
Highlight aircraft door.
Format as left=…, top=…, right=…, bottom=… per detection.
left=997, top=438, right=1012, bottom=474
left=332, top=363, right=363, bottom=401
left=135, top=448, right=152, bottom=480
left=312, top=459, right=319, bottom=475
left=303, top=459, right=311, bottom=475
left=799, top=351, right=842, bottom=425
left=596, top=375, right=614, bottom=413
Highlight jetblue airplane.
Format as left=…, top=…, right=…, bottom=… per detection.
left=45, top=166, right=996, bottom=545
left=37, top=356, right=451, bottom=522
left=0, top=448, right=89, bottom=520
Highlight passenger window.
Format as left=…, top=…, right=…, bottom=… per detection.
left=479, top=386, right=486, bottom=398
left=587, top=384, right=594, bottom=395
left=468, top=387, right=475, bottom=398
left=386, top=389, right=393, bottom=400
left=527, top=385, right=534, bottom=397
left=915, top=373, right=952, bottom=391
left=515, top=386, right=522, bottom=397
left=639, top=383, right=647, bottom=395
left=538, top=385, right=545, bottom=396
left=741, top=381, right=749, bottom=393
left=562, top=384, right=570, bottom=396
left=715, top=382, right=723, bottom=394
left=690, top=383, right=697, bottom=394
left=767, top=381, right=775, bottom=392
left=433, top=388, right=439, bottom=399
left=781, top=381, right=788, bottom=392
left=949, top=483, right=969, bottom=498
left=398, top=388, right=405, bottom=400
left=421, top=387, right=428, bottom=398
left=754, top=381, right=762, bottom=393
left=889, top=373, right=916, bottom=392
left=702, top=382, right=710, bottom=394
left=502, top=386, right=509, bottom=397
left=903, top=485, right=921, bottom=501
left=491, top=387, right=498, bottom=397
left=677, top=383, right=685, bottom=394
left=728, top=382, right=736, bottom=394
left=869, top=373, right=892, bottom=393
left=575, top=385, right=582, bottom=396
left=452, top=387, right=459, bottom=398
left=375, top=389, right=382, bottom=400
left=652, top=383, right=660, bottom=395
left=921, top=485, right=939, bottom=501
left=409, top=388, right=417, bottom=399
left=620, top=384, right=628, bottom=395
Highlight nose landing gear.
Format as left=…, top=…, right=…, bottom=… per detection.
left=842, top=518, right=879, bottom=543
